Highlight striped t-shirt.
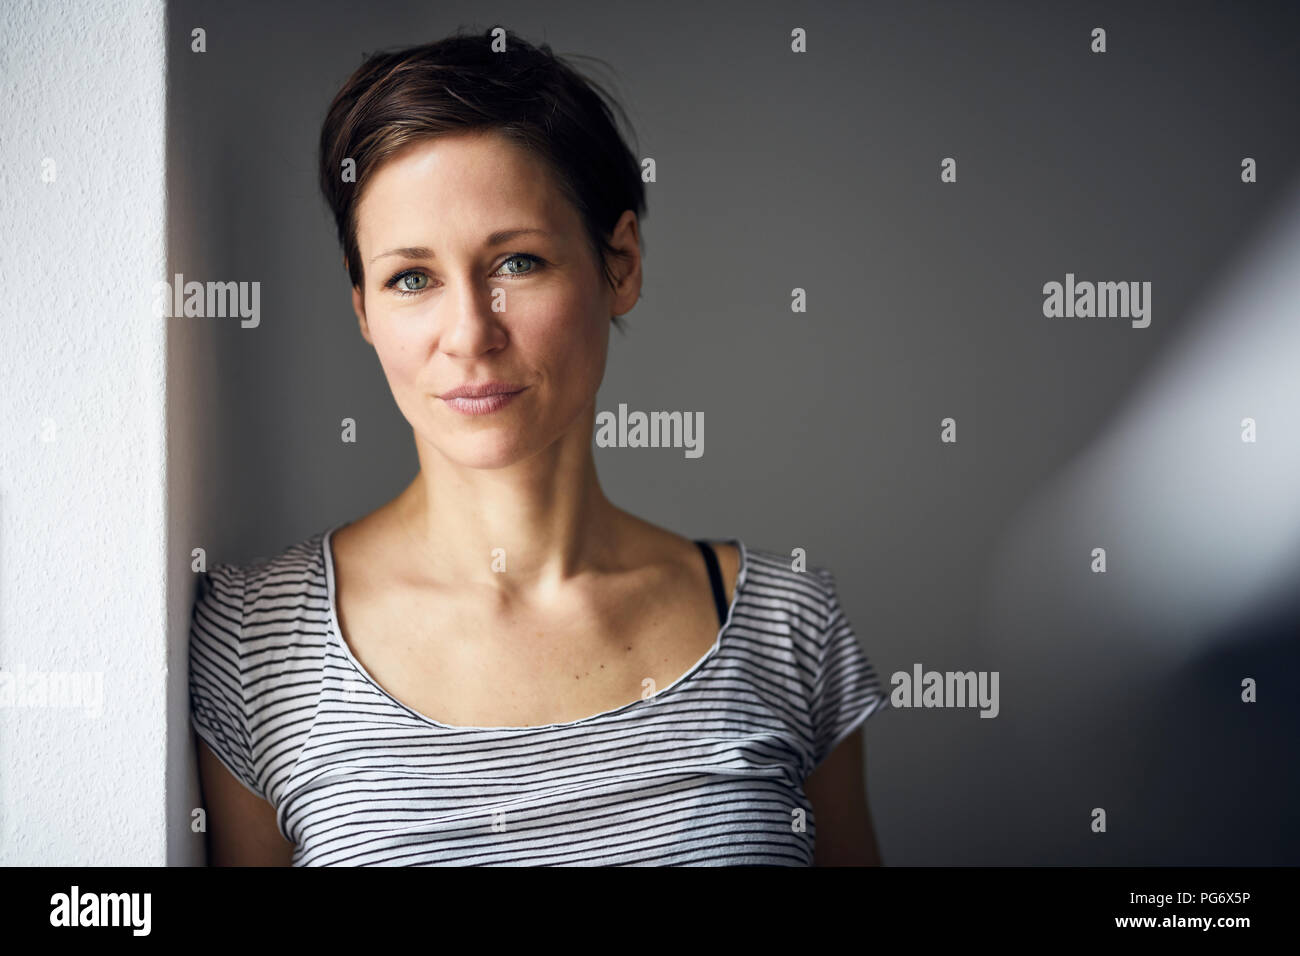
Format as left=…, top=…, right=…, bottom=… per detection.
left=188, top=525, right=889, bottom=866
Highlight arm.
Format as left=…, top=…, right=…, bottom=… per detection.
left=804, top=728, right=882, bottom=866
left=197, top=735, right=294, bottom=866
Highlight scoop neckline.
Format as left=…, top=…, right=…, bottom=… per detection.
left=320, top=522, right=750, bottom=732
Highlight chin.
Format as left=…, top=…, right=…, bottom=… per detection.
left=435, top=434, right=537, bottom=470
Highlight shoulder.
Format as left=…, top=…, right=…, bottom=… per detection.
left=240, top=529, right=331, bottom=609
left=735, top=544, right=840, bottom=634
left=706, top=542, right=741, bottom=605
left=188, top=528, right=336, bottom=803
left=724, top=544, right=849, bottom=695
left=190, top=528, right=335, bottom=659
left=735, top=549, right=886, bottom=778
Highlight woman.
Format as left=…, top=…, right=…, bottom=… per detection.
left=189, top=28, right=888, bottom=866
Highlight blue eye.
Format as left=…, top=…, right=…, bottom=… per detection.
left=386, top=271, right=430, bottom=296
left=383, top=254, right=545, bottom=298
left=497, top=254, right=541, bottom=277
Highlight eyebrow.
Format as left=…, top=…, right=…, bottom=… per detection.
left=368, top=228, right=553, bottom=265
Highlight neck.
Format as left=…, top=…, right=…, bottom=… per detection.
left=394, top=403, right=622, bottom=597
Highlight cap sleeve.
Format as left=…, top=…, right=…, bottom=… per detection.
left=188, top=562, right=264, bottom=799
left=807, top=567, right=889, bottom=772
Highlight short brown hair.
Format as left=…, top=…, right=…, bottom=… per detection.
left=317, top=27, right=646, bottom=325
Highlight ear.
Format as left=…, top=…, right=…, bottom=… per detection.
left=607, top=210, right=642, bottom=319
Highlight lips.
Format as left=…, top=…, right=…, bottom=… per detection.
left=437, top=382, right=526, bottom=400
left=437, top=383, right=528, bottom=417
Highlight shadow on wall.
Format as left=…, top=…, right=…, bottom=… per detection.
left=1130, top=594, right=1300, bottom=865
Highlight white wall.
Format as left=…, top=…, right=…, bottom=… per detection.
left=0, top=0, right=168, bottom=864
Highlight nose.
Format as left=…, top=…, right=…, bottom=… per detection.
left=437, top=273, right=507, bottom=358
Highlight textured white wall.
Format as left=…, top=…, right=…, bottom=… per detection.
left=0, top=0, right=167, bottom=864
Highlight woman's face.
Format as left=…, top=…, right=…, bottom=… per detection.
left=350, top=130, right=639, bottom=470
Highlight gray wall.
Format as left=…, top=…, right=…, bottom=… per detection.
left=167, top=0, right=1300, bottom=864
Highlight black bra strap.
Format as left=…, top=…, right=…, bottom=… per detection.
left=694, top=540, right=729, bottom=627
